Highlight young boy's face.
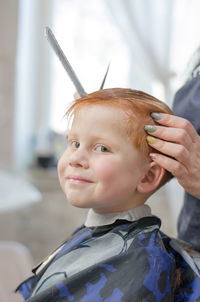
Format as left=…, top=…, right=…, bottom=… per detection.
left=58, top=105, right=150, bottom=214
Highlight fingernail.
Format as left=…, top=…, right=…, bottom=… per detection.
left=146, top=136, right=158, bottom=144
left=151, top=112, right=162, bottom=120
left=144, top=125, right=157, bottom=133
left=149, top=153, right=158, bottom=160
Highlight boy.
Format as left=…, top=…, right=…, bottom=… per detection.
left=16, top=88, right=200, bottom=301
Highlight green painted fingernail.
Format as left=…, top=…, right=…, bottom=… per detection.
left=151, top=112, right=162, bottom=120
left=144, top=125, right=157, bottom=133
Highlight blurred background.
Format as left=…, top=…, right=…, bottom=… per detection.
left=1, top=0, right=200, bottom=300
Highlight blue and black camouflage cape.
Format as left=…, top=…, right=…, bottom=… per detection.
left=16, top=216, right=200, bottom=301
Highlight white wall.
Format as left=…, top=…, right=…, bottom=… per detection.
left=0, top=0, right=19, bottom=168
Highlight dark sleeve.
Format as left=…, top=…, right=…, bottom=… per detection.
left=173, top=75, right=200, bottom=249
left=178, top=192, right=200, bottom=251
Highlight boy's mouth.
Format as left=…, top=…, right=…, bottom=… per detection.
left=66, top=175, right=93, bottom=184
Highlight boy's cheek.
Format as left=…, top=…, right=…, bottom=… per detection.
left=57, top=156, right=66, bottom=180
left=94, top=158, right=119, bottom=180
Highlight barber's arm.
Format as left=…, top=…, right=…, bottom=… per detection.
left=145, top=113, right=200, bottom=199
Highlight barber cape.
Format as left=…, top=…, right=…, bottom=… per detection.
left=16, top=214, right=200, bottom=301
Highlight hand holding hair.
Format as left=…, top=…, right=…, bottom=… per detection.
left=145, top=113, right=200, bottom=199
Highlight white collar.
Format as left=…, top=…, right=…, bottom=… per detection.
left=85, top=204, right=152, bottom=227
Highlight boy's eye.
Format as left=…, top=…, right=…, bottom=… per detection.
left=95, top=145, right=109, bottom=152
left=71, top=141, right=80, bottom=148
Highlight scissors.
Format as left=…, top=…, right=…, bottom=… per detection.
left=45, top=27, right=110, bottom=97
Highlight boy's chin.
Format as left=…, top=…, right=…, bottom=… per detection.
left=66, top=196, right=90, bottom=209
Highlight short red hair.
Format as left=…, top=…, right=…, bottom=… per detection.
left=66, top=88, right=174, bottom=184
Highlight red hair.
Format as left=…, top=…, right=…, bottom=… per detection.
left=66, top=88, right=174, bottom=184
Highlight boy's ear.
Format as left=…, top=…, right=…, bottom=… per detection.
left=136, top=162, right=165, bottom=194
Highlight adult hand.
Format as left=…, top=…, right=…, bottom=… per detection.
left=145, top=113, right=200, bottom=199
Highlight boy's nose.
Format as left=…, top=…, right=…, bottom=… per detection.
left=69, top=149, right=89, bottom=169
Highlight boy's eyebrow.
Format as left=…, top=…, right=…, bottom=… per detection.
left=67, top=132, right=78, bottom=138
left=67, top=132, right=111, bottom=142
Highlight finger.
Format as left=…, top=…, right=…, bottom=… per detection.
left=149, top=152, right=188, bottom=178
left=146, top=136, right=190, bottom=165
left=151, top=113, right=199, bottom=142
left=144, top=125, right=193, bottom=151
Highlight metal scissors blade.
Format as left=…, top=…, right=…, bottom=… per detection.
left=45, top=27, right=87, bottom=97
left=99, top=62, right=110, bottom=90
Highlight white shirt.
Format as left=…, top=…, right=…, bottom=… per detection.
left=85, top=204, right=152, bottom=227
